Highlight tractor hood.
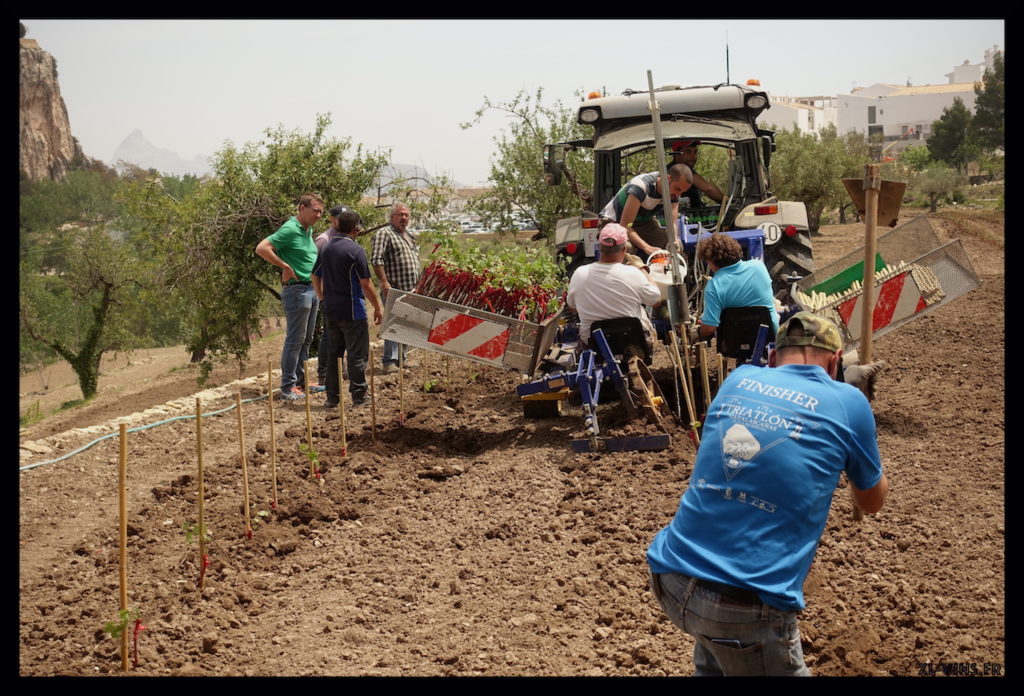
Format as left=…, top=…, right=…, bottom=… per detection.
left=592, top=114, right=758, bottom=152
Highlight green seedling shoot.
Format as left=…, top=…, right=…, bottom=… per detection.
left=103, top=607, right=145, bottom=668
left=299, top=442, right=321, bottom=479
left=251, top=509, right=271, bottom=527
left=182, top=521, right=212, bottom=546
left=182, top=522, right=212, bottom=588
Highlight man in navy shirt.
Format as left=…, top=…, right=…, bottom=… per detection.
left=312, top=209, right=383, bottom=408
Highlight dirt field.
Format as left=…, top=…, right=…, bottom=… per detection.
left=18, top=210, right=1004, bottom=676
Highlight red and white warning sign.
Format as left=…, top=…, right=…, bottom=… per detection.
left=836, top=271, right=928, bottom=341
left=427, top=309, right=511, bottom=365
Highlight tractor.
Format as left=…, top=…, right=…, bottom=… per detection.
left=543, top=82, right=815, bottom=298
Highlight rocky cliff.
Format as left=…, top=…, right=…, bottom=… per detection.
left=20, top=37, right=83, bottom=181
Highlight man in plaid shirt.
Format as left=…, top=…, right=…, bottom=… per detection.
left=370, top=202, right=420, bottom=373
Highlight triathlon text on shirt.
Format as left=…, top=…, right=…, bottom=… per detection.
left=734, top=377, right=819, bottom=412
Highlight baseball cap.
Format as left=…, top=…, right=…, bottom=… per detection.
left=599, top=223, right=628, bottom=247
left=672, top=139, right=701, bottom=151
left=329, top=204, right=349, bottom=218
left=774, top=311, right=843, bottom=353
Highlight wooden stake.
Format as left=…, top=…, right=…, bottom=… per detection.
left=853, top=162, right=881, bottom=523
left=267, top=362, right=278, bottom=510
left=370, top=348, right=377, bottom=441
left=303, top=360, right=314, bottom=477
left=118, top=423, right=129, bottom=672
left=698, top=343, right=712, bottom=412
left=338, top=356, right=348, bottom=457
left=398, top=347, right=405, bottom=426
left=669, top=330, right=700, bottom=446
left=678, top=327, right=699, bottom=418
left=236, top=393, right=253, bottom=539
left=860, top=163, right=881, bottom=365
left=195, top=398, right=208, bottom=589
left=445, top=355, right=450, bottom=392
left=667, top=333, right=683, bottom=423
left=423, top=350, right=428, bottom=392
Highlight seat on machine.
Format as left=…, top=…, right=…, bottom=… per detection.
left=590, top=317, right=653, bottom=367
left=717, top=306, right=775, bottom=364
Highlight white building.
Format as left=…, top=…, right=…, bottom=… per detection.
left=834, top=44, right=1001, bottom=153
left=835, top=82, right=978, bottom=148
left=945, top=44, right=1002, bottom=84
left=760, top=95, right=838, bottom=135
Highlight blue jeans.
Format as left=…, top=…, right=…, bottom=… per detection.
left=649, top=571, right=810, bottom=676
left=324, top=316, right=369, bottom=402
left=382, top=338, right=407, bottom=367
left=280, top=283, right=320, bottom=393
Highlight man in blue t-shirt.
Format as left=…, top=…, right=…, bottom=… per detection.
left=312, top=209, right=383, bottom=409
left=646, top=312, right=889, bottom=676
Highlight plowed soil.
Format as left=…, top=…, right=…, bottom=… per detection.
left=18, top=210, right=1004, bottom=677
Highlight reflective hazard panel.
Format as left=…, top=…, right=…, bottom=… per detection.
left=427, top=309, right=510, bottom=364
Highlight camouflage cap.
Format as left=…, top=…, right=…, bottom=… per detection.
left=774, top=311, right=843, bottom=353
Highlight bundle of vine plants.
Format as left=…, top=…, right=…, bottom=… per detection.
left=413, top=234, right=565, bottom=324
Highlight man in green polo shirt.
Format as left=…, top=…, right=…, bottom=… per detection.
left=255, top=193, right=324, bottom=400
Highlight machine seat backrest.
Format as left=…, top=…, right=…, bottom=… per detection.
left=717, top=306, right=775, bottom=364
left=590, top=317, right=652, bottom=366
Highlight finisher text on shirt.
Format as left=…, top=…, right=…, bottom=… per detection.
left=735, top=377, right=819, bottom=411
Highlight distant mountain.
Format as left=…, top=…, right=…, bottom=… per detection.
left=109, top=132, right=464, bottom=187
left=112, top=130, right=212, bottom=177
left=376, top=162, right=464, bottom=190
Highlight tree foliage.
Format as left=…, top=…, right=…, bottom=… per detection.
left=19, top=166, right=182, bottom=399
left=461, top=88, right=593, bottom=240
left=927, top=97, right=976, bottom=171
left=911, top=165, right=965, bottom=213
left=768, top=125, right=869, bottom=232
left=899, top=145, right=933, bottom=172
left=20, top=224, right=147, bottom=399
left=970, top=51, right=1004, bottom=153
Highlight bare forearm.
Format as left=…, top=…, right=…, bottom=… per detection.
left=361, top=279, right=383, bottom=314
left=256, top=239, right=295, bottom=283
left=852, top=473, right=889, bottom=515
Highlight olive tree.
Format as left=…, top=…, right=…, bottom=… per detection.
left=768, top=125, right=868, bottom=233
left=20, top=225, right=147, bottom=399
left=911, top=165, right=965, bottom=213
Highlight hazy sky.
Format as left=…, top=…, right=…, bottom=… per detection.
left=23, top=19, right=1004, bottom=186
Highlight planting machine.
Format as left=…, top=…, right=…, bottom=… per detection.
left=379, top=285, right=678, bottom=453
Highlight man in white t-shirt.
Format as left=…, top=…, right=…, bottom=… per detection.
left=567, top=223, right=662, bottom=352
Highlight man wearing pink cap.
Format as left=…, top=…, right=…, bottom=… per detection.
left=567, top=223, right=661, bottom=353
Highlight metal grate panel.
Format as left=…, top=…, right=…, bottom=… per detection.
left=795, top=215, right=981, bottom=351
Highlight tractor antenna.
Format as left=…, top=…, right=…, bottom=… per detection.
left=726, top=33, right=730, bottom=84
